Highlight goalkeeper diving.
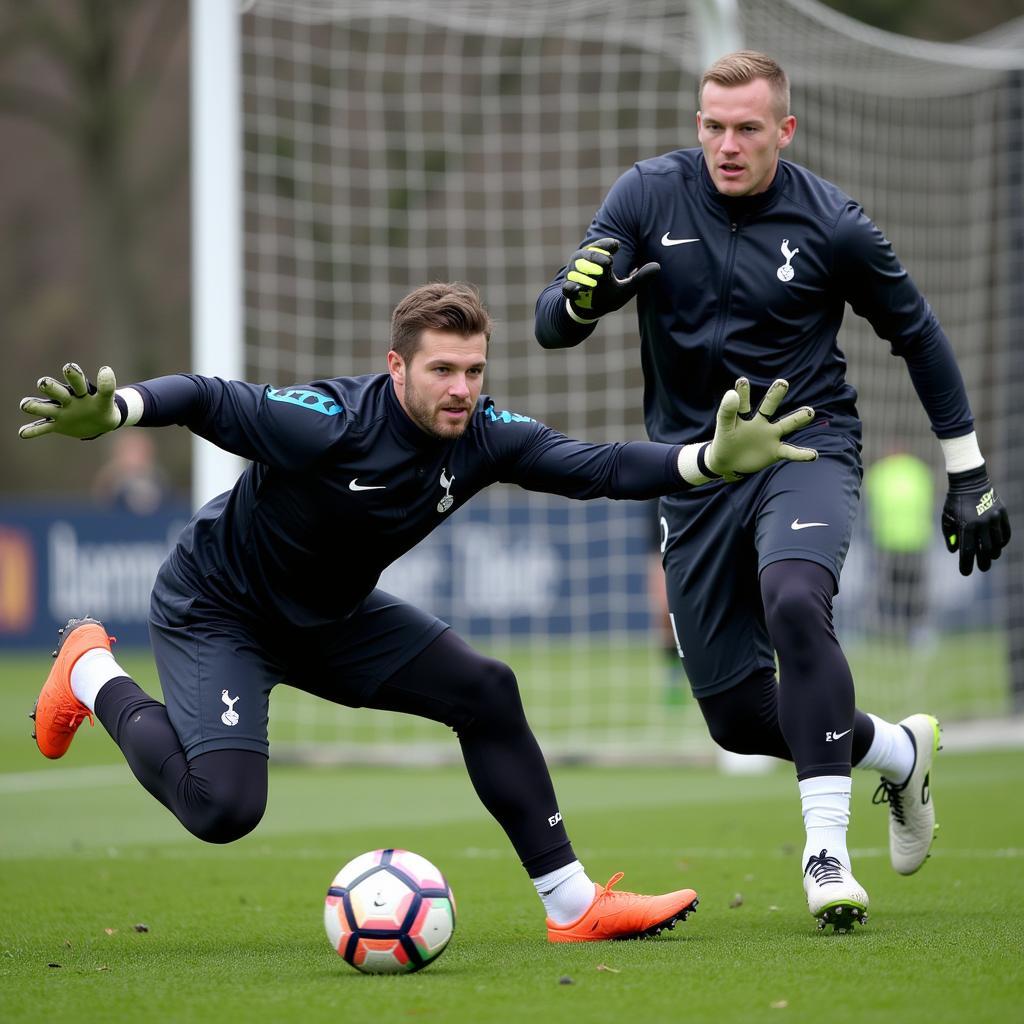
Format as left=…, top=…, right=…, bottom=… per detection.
left=21, top=281, right=816, bottom=943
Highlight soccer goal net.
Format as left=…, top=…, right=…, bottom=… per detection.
left=233, top=0, right=1023, bottom=762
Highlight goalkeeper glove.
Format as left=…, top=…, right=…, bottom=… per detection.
left=678, top=378, right=817, bottom=485
left=941, top=464, right=1011, bottom=575
left=561, top=237, right=660, bottom=321
left=19, top=363, right=124, bottom=440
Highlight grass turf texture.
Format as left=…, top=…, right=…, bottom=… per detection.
left=1, top=656, right=1022, bottom=1022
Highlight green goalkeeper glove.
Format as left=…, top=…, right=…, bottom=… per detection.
left=941, top=464, right=1011, bottom=576
left=679, top=378, right=817, bottom=485
left=561, top=237, right=660, bottom=321
left=19, top=363, right=123, bottom=440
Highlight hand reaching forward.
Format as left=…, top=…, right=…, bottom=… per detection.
left=705, top=378, right=817, bottom=482
left=19, top=363, right=122, bottom=440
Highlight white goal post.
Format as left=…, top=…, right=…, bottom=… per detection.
left=192, top=0, right=1024, bottom=762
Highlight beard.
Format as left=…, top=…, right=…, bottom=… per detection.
left=403, top=378, right=473, bottom=440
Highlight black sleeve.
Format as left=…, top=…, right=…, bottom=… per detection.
left=133, top=374, right=348, bottom=470
left=534, top=166, right=647, bottom=350
left=490, top=417, right=687, bottom=499
left=834, top=204, right=974, bottom=438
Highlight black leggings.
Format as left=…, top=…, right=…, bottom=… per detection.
left=366, top=631, right=573, bottom=876
left=697, top=559, right=876, bottom=780
left=95, top=630, right=575, bottom=876
left=95, top=681, right=268, bottom=844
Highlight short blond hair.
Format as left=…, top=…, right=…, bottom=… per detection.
left=699, top=50, right=790, bottom=121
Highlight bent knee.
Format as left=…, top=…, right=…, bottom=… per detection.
left=763, top=582, right=832, bottom=643
left=186, top=800, right=265, bottom=844
left=705, top=717, right=761, bottom=755
left=459, top=657, right=524, bottom=731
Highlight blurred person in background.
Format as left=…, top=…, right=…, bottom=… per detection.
left=92, top=430, right=171, bottom=515
left=535, top=49, right=1011, bottom=930
left=864, top=450, right=935, bottom=646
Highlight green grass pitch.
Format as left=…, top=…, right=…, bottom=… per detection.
left=1, top=654, right=1022, bottom=1023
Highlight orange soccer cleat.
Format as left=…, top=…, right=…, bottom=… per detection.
left=546, top=871, right=698, bottom=943
left=31, top=617, right=113, bottom=759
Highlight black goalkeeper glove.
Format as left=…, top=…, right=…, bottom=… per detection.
left=941, top=463, right=1011, bottom=576
left=561, top=237, right=660, bottom=320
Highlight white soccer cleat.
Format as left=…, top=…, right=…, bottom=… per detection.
left=802, top=849, right=869, bottom=932
left=873, top=713, right=942, bottom=875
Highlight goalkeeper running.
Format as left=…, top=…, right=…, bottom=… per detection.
left=535, top=50, right=1012, bottom=931
left=21, top=281, right=816, bottom=944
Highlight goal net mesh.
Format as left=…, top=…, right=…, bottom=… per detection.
left=237, top=0, right=1024, bottom=761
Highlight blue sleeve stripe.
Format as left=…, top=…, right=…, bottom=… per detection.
left=485, top=407, right=534, bottom=424
left=266, top=387, right=343, bottom=416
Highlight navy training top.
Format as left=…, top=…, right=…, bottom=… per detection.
left=535, top=149, right=974, bottom=446
left=134, top=372, right=686, bottom=630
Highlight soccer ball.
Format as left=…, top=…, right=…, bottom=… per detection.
left=324, top=849, right=456, bottom=974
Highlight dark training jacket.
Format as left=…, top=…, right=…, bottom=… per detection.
left=134, top=372, right=687, bottom=630
left=535, top=148, right=973, bottom=447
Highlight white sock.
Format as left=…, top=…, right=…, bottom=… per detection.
left=70, top=648, right=129, bottom=712
left=855, top=713, right=915, bottom=784
left=800, top=775, right=852, bottom=871
left=533, top=860, right=595, bottom=924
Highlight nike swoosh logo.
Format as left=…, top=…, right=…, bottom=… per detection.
left=661, top=233, right=701, bottom=247
left=791, top=519, right=828, bottom=530
left=831, top=728, right=852, bottom=740
left=349, top=479, right=386, bottom=491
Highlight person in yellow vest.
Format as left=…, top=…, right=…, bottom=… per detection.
left=864, top=452, right=935, bottom=640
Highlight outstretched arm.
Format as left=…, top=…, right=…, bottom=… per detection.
left=19, top=365, right=345, bottom=472
left=499, top=379, right=816, bottom=499
left=19, top=364, right=143, bottom=440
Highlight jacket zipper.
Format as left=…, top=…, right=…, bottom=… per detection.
left=709, top=220, right=740, bottom=368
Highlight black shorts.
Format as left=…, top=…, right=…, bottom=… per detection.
left=659, top=432, right=862, bottom=699
left=148, top=568, right=449, bottom=759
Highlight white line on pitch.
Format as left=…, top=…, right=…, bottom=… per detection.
left=0, top=764, right=131, bottom=794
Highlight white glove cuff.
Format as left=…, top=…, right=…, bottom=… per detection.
left=940, top=432, right=984, bottom=474
left=677, top=442, right=719, bottom=486
left=564, top=298, right=600, bottom=325
left=115, top=387, right=145, bottom=427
